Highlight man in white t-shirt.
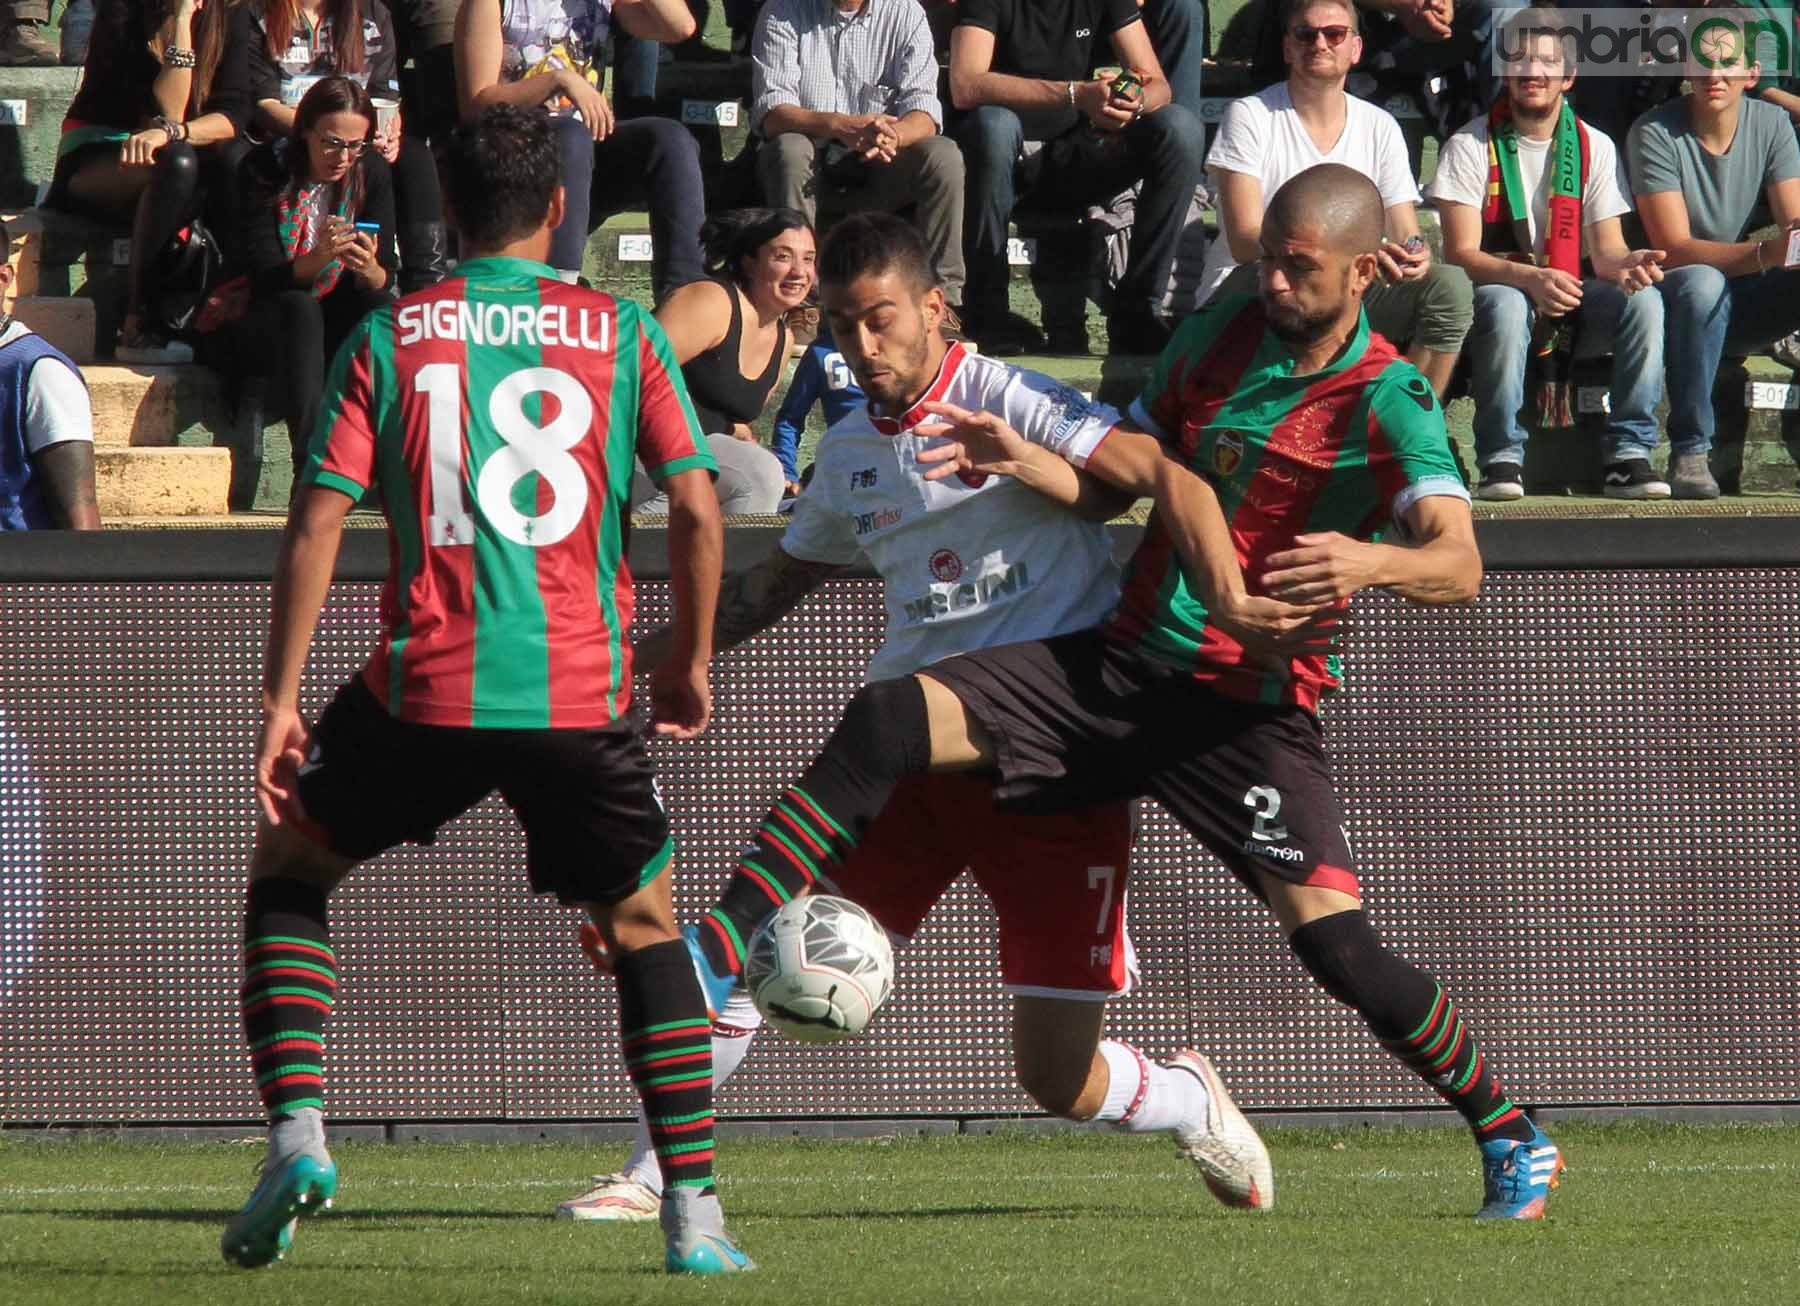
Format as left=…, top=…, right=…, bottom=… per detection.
left=1427, top=10, right=1667, bottom=502
left=554, top=212, right=1276, bottom=1224
left=0, top=219, right=101, bottom=531
left=1201, top=0, right=1472, bottom=397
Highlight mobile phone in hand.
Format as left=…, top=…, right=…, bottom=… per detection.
left=1109, top=69, right=1144, bottom=102
left=353, top=221, right=381, bottom=239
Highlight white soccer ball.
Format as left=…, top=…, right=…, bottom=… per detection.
left=743, top=895, right=895, bottom=1044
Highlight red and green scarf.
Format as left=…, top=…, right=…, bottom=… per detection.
left=1484, top=96, right=1589, bottom=426
left=278, top=182, right=351, bottom=299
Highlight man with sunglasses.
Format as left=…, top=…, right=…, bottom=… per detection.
left=1427, top=7, right=1668, bottom=502
left=1201, top=0, right=1473, bottom=399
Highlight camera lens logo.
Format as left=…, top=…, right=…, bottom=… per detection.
left=0, top=715, right=45, bottom=1009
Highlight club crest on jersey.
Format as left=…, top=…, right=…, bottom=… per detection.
left=929, top=549, right=963, bottom=582
left=1213, top=429, right=1246, bottom=477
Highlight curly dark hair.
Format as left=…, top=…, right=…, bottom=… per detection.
left=700, top=207, right=813, bottom=289
left=442, top=105, right=564, bottom=252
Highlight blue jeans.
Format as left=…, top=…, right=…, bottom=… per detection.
left=1661, top=263, right=1800, bottom=454
left=953, top=102, right=1205, bottom=320
left=1141, top=0, right=1204, bottom=117
left=550, top=113, right=706, bottom=298
left=1469, top=280, right=1664, bottom=468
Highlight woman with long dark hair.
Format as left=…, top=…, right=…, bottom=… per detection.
left=48, top=0, right=255, bottom=362
left=218, top=75, right=395, bottom=480
left=246, top=0, right=448, bottom=291
left=633, top=206, right=814, bottom=516
left=453, top=0, right=705, bottom=295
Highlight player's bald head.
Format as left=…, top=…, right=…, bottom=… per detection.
left=1264, top=164, right=1385, bottom=257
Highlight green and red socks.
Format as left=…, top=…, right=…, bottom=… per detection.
left=613, top=940, right=718, bottom=1194
left=698, top=783, right=858, bottom=978
left=1379, top=980, right=1533, bottom=1144
left=241, top=877, right=335, bottom=1119
left=696, top=677, right=932, bottom=979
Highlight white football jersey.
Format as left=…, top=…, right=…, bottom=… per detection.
left=781, top=342, right=1123, bottom=682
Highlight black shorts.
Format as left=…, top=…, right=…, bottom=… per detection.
left=294, top=677, right=674, bottom=905
left=920, top=628, right=1359, bottom=900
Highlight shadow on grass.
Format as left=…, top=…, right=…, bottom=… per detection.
left=34, top=1207, right=548, bottom=1224
left=773, top=1203, right=1092, bottom=1221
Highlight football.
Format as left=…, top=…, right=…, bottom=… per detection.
left=743, top=895, right=895, bottom=1044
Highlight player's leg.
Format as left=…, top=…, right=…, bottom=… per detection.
left=224, top=678, right=488, bottom=1268
left=979, top=796, right=1273, bottom=1209
left=502, top=723, right=749, bottom=1274
left=1151, top=703, right=1559, bottom=1219
left=566, top=775, right=963, bottom=1218
left=689, top=669, right=992, bottom=999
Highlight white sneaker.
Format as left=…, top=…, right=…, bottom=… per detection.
left=1168, top=1049, right=1275, bottom=1211
left=555, top=1172, right=661, bottom=1222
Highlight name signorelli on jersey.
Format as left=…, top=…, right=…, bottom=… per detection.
left=395, top=300, right=613, bottom=352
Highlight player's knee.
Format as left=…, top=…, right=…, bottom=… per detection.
left=1287, top=908, right=1394, bottom=1010
left=829, top=675, right=932, bottom=780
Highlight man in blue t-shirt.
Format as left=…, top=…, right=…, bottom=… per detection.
left=1630, top=45, right=1800, bottom=499
left=769, top=323, right=865, bottom=493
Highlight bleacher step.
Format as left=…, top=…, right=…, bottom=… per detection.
left=11, top=293, right=94, bottom=363
left=94, top=446, right=229, bottom=517
left=84, top=363, right=226, bottom=447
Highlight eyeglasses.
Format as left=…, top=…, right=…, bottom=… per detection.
left=316, top=133, right=370, bottom=157
left=1289, top=24, right=1353, bottom=47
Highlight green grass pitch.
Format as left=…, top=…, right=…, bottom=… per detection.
left=2, top=1125, right=1795, bottom=1305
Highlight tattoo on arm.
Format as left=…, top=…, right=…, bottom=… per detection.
left=713, top=549, right=844, bottom=650
left=33, top=441, right=102, bottom=529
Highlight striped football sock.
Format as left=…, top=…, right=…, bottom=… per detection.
left=699, top=783, right=858, bottom=976
left=613, top=939, right=718, bottom=1193
left=1379, top=982, right=1533, bottom=1144
left=240, top=877, right=335, bottom=1120
left=697, top=678, right=931, bottom=978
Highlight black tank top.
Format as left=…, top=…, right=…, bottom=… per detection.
left=681, top=278, right=787, bottom=436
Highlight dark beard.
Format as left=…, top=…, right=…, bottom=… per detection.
left=1264, top=299, right=1341, bottom=347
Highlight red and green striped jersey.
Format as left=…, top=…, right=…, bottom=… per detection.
left=298, top=256, right=715, bottom=728
left=1113, top=295, right=1469, bottom=712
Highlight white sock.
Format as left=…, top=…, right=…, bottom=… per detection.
left=269, top=1105, right=324, bottom=1159
left=623, top=990, right=765, bottom=1192
left=1092, top=1039, right=1208, bottom=1135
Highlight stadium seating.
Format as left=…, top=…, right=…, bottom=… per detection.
left=4, top=5, right=1800, bottom=519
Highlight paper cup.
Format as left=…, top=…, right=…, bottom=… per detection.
left=371, top=97, right=399, bottom=135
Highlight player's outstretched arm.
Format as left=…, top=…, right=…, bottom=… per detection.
left=258, top=486, right=354, bottom=824
left=650, top=468, right=724, bottom=738
left=915, top=400, right=1132, bottom=520
left=636, top=545, right=845, bottom=673
left=1262, top=496, right=1482, bottom=607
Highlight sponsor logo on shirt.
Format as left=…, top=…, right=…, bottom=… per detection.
left=929, top=549, right=963, bottom=582
left=900, top=561, right=1032, bottom=624
left=1213, top=429, right=1245, bottom=477
left=850, top=466, right=879, bottom=490
left=1044, top=383, right=1100, bottom=444
left=853, top=506, right=903, bottom=536
left=1075, top=26, right=1092, bottom=38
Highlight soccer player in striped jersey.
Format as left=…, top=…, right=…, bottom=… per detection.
left=685, top=165, right=1564, bottom=1221
left=222, top=105, right=751, bottom=1276
left=556, top=212, right=1303, bottom=1223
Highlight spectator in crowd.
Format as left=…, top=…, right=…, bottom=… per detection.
left=635, top=207, right=813, bottom=515
left=770, top=319, right=863, bottom=493
left=48, top=0, right=256, bottom=363
left=0, top=220, right=102, bottom=530
left=0, top=0, right=58, bottom=63
left=1205, top=0, right=1472, bottom=397
left=1629, top=34, right=1800, bottom=501
left=210, top=75, right=395, bottom=479
left=751, top=0, right=966, bottom=315
left=247, top=0, right=449, bottom=293
left=454, top=0, right=706, bottom=296
left=948, top=0, right=1205, bottom=356
left=1428, top=7, right=1668, bottom=501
